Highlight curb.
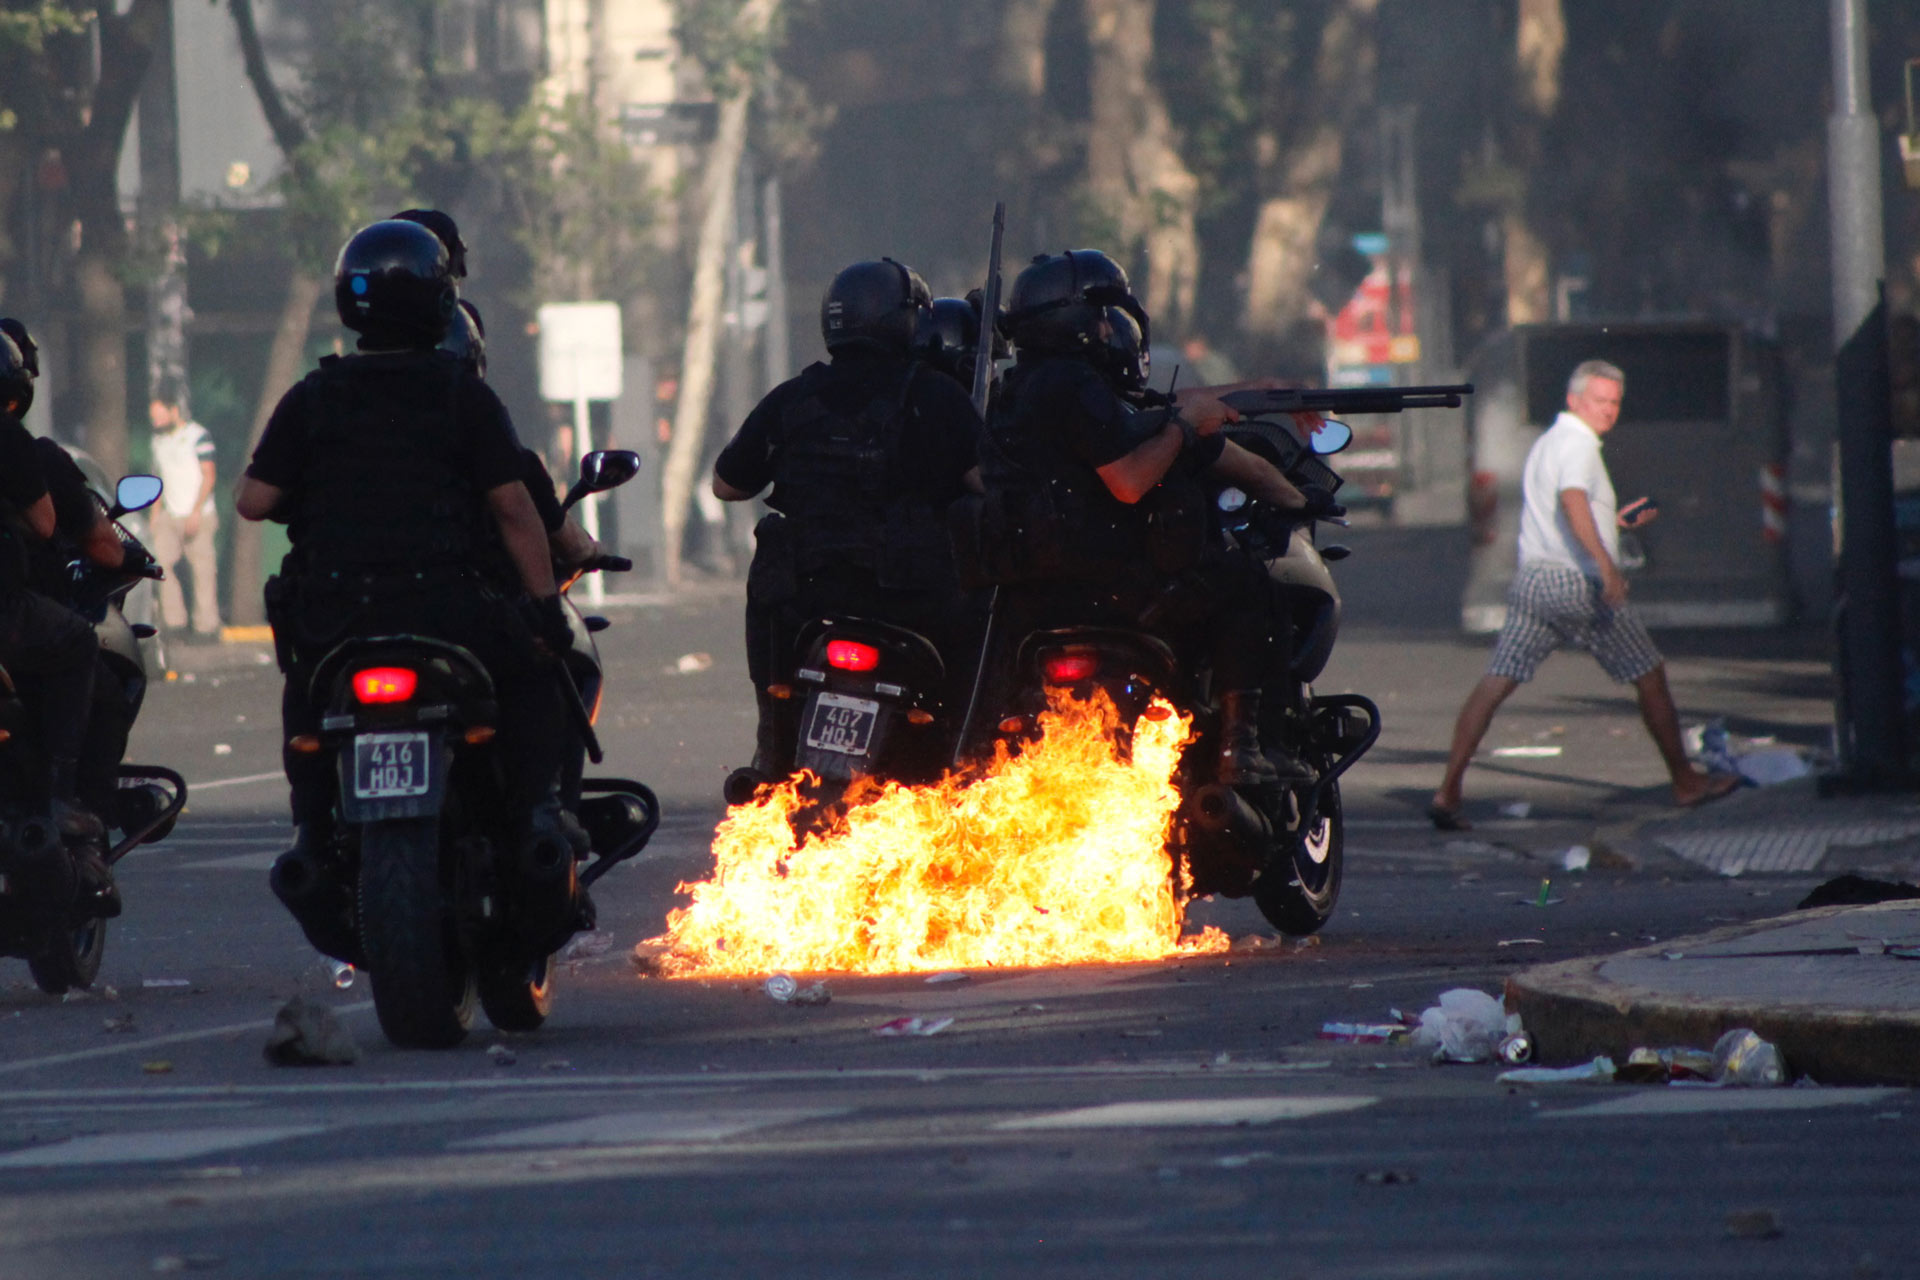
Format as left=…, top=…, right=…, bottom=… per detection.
left=1504, top=906, right=1920, bottom=1086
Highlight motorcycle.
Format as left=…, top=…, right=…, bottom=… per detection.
left=0, top=474, right=187, bottom=993
left=961, top=415, right=1380, bottom=936
left=269, top=451, right=660, bottom=1048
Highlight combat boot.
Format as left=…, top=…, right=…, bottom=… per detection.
left=1216, top=690, right=1314, bottom=786
left=49, top=758, right=104, bottom=845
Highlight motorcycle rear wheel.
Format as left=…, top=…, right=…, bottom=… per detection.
left=1252, top=779, right=1343, bottom=936
left=478, top=951, right=555, bottom=1032
left=358, top=817, right=474, bottom=1048
left=28, top=916, right=107, bottom=994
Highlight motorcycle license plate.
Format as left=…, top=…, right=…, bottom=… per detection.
left=804, top=693, right=880, bottom=757
left=352, top=732, right=433, bottom=799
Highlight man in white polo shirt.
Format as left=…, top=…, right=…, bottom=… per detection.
left=1428, top=359, right=1736, bottom=828
left=148, top=392, right=223, bottom=639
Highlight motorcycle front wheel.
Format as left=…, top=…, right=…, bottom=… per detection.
left=478, top=951, right=555, bottom=1032
left=358, top=817, right=475, bottom=1048
left=1252, top=778, right=1343, bottom=935
left=29, top=916, right=107, bottom=994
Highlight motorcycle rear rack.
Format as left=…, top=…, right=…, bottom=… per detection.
left=578, top=777, right=660, bottom=888
left=107, top=765, right=187, bottom=866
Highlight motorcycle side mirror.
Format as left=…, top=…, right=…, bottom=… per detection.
left=1309, top=420, right=1353, bottom=456
left=561, top=450, right=643, bottom=512
left=111, top=474, right=164, bottom=518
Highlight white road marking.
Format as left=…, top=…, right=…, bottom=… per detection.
left=0, top=1126, right=321, bottom=1168
left=0, top=1061, right=1347, bottom=1103
left=1546, top=1088, right=1901, bottom=1118
left=184, top=771, right=285, bottom=792
left=0, top=1002, right=373, bottom=1077
left=455, top=1108, right=846, bottom=1150
left=995, top=1096, right=1378, bottom=1130
left=177, top=851, right=280, bottom=871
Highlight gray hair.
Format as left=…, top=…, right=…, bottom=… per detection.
left=1568, top=359, right=1625, bottom=397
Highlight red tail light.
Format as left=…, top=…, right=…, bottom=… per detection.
left=1043, top=653, right=1099, bottom=683
left=826, top=639, right=881, bottom=672
left=352, top=667, right=418, bottom=704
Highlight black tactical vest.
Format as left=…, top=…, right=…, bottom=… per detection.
left=770, top=359, right=952, bottom=590
left=285, top=353, right=498, bottom=578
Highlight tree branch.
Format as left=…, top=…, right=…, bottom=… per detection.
left=228, top=0, right=307, bottom=155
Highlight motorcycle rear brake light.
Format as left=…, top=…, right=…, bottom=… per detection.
left=352, top=667, right=418, bottom=703
left=1043, top=653, right=1099, bottom=683
left=826, top=639, right=881, bottom=672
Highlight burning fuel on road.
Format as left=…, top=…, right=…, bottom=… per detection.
left=651, top=690, right=1228, bottom=977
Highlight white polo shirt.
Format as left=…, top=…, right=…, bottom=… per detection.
left=1516, top=411, right=1617, bottom=578
left=152, top=420, right=216, bottom=518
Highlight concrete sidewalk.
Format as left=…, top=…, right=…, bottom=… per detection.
left=1623, top=776, right=1920, bottom=879
left=1507, top=900, right=1920, bottom=1086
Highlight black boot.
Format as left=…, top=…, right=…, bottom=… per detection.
left=1216, top=690, right=1312, bottom=786
left=48, top=757, right=105, bottom=845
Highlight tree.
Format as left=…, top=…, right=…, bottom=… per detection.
left=1084, top=0, right=1200, bottom=332
left=0, top=0, right=169, bottom=477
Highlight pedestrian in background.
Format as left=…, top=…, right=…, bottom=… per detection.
left=147, top=392, right=222, bottom=640
left=1429, top=359, right=1737, bottom=829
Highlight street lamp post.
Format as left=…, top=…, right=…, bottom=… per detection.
left=1826, top=0, right=1908, bottom=789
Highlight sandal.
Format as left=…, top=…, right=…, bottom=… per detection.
left=1675, top=771, right=1741, bottom=809
left=1427, top=802, right=1472, bottom=832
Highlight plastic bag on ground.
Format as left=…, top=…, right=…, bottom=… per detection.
left=1410, top=988, right=1516, bottom=1063
left=1712, top=1028, right=1786, bottom=1086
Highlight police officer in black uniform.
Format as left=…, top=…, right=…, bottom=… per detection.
left=977, top=250, right=1329, bottom=784
left=713, top=258, right=984, bottom=781
left=0, top=335, right=120, bottom=858
left=236, top=220, right=575, bottom=936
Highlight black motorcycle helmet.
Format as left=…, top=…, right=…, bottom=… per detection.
left=390, top=208, right=468, bottom=279
left=334, top=219, right=457, bottom=349
left=0, top=319, right=40, bottom=379
left=913, top=297, right=979, bottom=386
left=1100, top=305, right=1149, bottom=393
left=440, top=299, right=487, bottom=378
left=0, top=333, right=31, bottom=418
left=820, top=258, right=930, bottom=356
left=1004, top=249, right=1150, bottom=361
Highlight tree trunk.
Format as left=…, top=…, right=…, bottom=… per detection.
left=1503, top=0, right=1564, bottom=324
left=658, top=0, right=777, bottom=589
left=226, top=268, right=325, bottom=625
left=75, top=250, right=129, bottom=478
left=994, top=0, right=1061, bottom=245
left=1083, top=0, right=1199, bottom=332
left=1240, top=0, right=1379, bottom=347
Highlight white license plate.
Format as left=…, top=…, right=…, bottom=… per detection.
left=804, top=693, right=880, bottom=757
left=352, top=732, right=433, bottom=799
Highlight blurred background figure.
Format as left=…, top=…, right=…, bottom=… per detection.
left=146, top=393, right=221, bottom=641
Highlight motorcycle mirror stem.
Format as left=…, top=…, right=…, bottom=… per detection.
left=559, top=450, right=643, bottom=515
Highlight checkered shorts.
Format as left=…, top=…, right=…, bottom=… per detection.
left=1486, top=563, right=1664, bottom=684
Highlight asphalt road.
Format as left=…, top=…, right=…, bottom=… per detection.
left=0, top=586, right=1908, bottom=1280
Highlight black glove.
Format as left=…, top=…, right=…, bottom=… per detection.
left=1295, top=484, right=1346, bottom=522
left=519, top=593, right=573, bottom=654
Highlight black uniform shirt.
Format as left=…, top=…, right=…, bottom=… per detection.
left=714, top=349, right=981, bottom=512
left=0, top=415, right=47, bottom=593
left=248, top=353, right=525, bottom=498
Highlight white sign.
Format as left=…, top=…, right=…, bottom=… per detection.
left=537, top=302, right=624, bottom=402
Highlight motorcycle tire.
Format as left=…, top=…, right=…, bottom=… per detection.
left=1252, top=778, right=1343, bottom=936
left=357, top=817, right=474, bottom=1049
left=477, top=951, right=556, bottom=1033
left=29, top=917, right=107, bottom=995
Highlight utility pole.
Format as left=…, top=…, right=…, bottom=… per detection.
left=1825, top=0, right=1908, bottom=788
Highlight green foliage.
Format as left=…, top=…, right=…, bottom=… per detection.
left=0, top=2, right=87, bottom=58
left=672, top=0, right=791, bottom=98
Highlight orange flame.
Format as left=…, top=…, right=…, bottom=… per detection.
left=652, top=689, right=1229, bottom=976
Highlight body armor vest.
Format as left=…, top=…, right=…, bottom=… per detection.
left=771, top=360, right=951, bottom=591
left=287, top=353, right=498, bottom=577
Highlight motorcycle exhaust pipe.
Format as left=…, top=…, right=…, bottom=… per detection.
left=270, top=845, right=360, bottom=967
left=1190, top=783, right=1272, bottom=844
left=3, top=816, right=76, bottom=903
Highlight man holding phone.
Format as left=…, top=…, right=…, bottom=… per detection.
left=1429, top=359, right=1737, bottom=829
